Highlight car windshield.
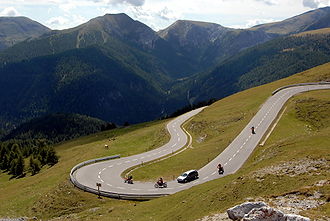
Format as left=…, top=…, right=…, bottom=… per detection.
left=181, top=173, right=188, bottom=177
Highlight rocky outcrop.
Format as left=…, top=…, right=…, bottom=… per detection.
left=242, top=207, right=310, bottom=221
left=227, top=202, right=310, bottom=221
left=227, top=202, right=267, bottom=220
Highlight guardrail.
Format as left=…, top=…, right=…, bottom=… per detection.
left=70, top=155, right=168, bottom=200
left=272, top=81, right=330, bottom=95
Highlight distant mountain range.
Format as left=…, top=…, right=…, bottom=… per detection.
left=1, top=7, right=330, bottom=131
left=0, top=16, right=50, bottom=50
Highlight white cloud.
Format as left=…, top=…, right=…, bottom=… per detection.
left=0, top=7, right=20, bottom=16
left=46, top=16, right=69, bottom=26
left=256, top=0, right=279, bottom=6
left=90, top=0, right=145, bottom=6
left=303, top=0, right=330, bottom=8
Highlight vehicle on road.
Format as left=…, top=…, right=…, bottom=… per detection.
left=217, top=163, right=224, bottom=175
left=124, top=175, right=133, bottom=184
left=154, top=182, right=167, bottom=188
left=177, top=170, right=199, bottom=183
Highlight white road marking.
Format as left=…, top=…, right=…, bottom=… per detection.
left=171, top=143, right=177, bottom=147
left=212, top=171, right=216, bottom=175
left=203, top=176, right=209, bottom=180
left=117, top=187, right=125, bottom=190
left=100, top=179, right=104, bottom=183
left=140, top=156, right=145, bottom=159
left=132, top=159, right=138, bottom=161
left=98, top=175, right=101, bottom=179
left=117, top=163, right=122, bottom=165
left=178, top=137, right=181, bottom=142
left=228, top=158, right=232, bottom=162
left=131, top=188, right=141, bottom=191
left=108, top=165, right=113, bottom=168
left=148, top=189, right=157, bottom=191
left=125, top=161, right=131, bottom=163
left=102, top=168, right=106, bottom=171
left=107, top=184, right=112, bottom=187
left=98, top=171, right=101, bottom=175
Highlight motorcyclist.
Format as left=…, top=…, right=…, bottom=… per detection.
left=251, top=126, right=256, bottom=134
left=125, top=175, right=133, bottom=184
left=217, top=163, right=224, bottom=174
left=157, top=177, right=164, bottom=186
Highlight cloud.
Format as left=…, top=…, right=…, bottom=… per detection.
left=303, top=0, right=330, bottom=8
left=46, top=16, right=69, bottom=26
left=230, top=18, right=276, bottom=29
left=93, top=0, right=145, bottom=6
left=46, top=14, right=88, bottom=29
left=256, top=0, right=279, bottom=6
left=0, top=7, right=20, bottom=16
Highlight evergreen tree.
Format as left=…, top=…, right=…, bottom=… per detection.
left=46, top=148, right=58, bottom=166
left=15, top=155, right=24, bottom=177
left=29, top=157, right=41, bottom=175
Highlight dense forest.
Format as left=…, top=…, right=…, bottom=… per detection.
left=189, top=33, right=330, bottom=103
left=0, top=139, right=58, bottom=177
left=2, top=113, right=116, bottom=144
left=0, top=113, right=116, bottom=178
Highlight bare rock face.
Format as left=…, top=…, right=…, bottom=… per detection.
left=242, top=207, right=310, bottom=221
left=227, top=202, right=267, bottom=220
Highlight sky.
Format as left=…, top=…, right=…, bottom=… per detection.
left=1, top=0, right=330, bottom=31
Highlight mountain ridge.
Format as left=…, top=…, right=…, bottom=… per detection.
left=1, top=7, right=330, bottom=131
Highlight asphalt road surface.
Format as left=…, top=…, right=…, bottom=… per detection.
left=73, top=84, right=330, bottom=197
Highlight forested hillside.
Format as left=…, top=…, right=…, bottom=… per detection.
left=2, top=113, right=116, bottom=144
left=1, top=8, right=330, bottom=133
left=187, top=31, right=330, bottom=103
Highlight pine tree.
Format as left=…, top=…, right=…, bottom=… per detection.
left=46, top=148, right=58, bottom=166
left=15, top=155, right=24, bottom=177
left=29, top=157, right=41, bottom=175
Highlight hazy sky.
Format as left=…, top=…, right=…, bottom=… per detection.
left=1, top=0, right=330, bottom=30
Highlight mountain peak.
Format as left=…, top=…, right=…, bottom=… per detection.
left=250, top=6, right=330, bottom=34
left=158, top=19, right=230, bottom=47
left=0, top=16, right=50, bottom=50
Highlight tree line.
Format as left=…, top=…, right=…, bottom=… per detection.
left=0, top=139, right=58, bottom=177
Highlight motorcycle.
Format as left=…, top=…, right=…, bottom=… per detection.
left=124, top=176, right=133, bottom=184
left=154, top=182, right=167, bottom=188
left=218, top=168, right=224, bottom=175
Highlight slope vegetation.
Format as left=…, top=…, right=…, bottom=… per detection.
left=188, top=31, right=330, bottom=103
left=0, top=62, right=329, bottom=220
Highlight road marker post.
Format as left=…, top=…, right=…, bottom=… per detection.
left=96, top=183, right=102, bottom=198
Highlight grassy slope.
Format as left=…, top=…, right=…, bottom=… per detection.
left=0, top=120, right=169, bottom=219
left=0, top=62, right=329, bottom=220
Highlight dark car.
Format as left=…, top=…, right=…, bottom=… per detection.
left=177, top=170, right=199, bottom=183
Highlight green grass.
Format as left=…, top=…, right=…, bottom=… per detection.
left=0, top=119, right=169, bottom=219
left=0, top=62, right=330, bottom=220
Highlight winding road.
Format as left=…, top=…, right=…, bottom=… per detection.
left=72, top=83, right=330, bottom=199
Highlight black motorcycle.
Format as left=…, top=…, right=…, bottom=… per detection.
left=154, top=182, right=167, bottom=188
